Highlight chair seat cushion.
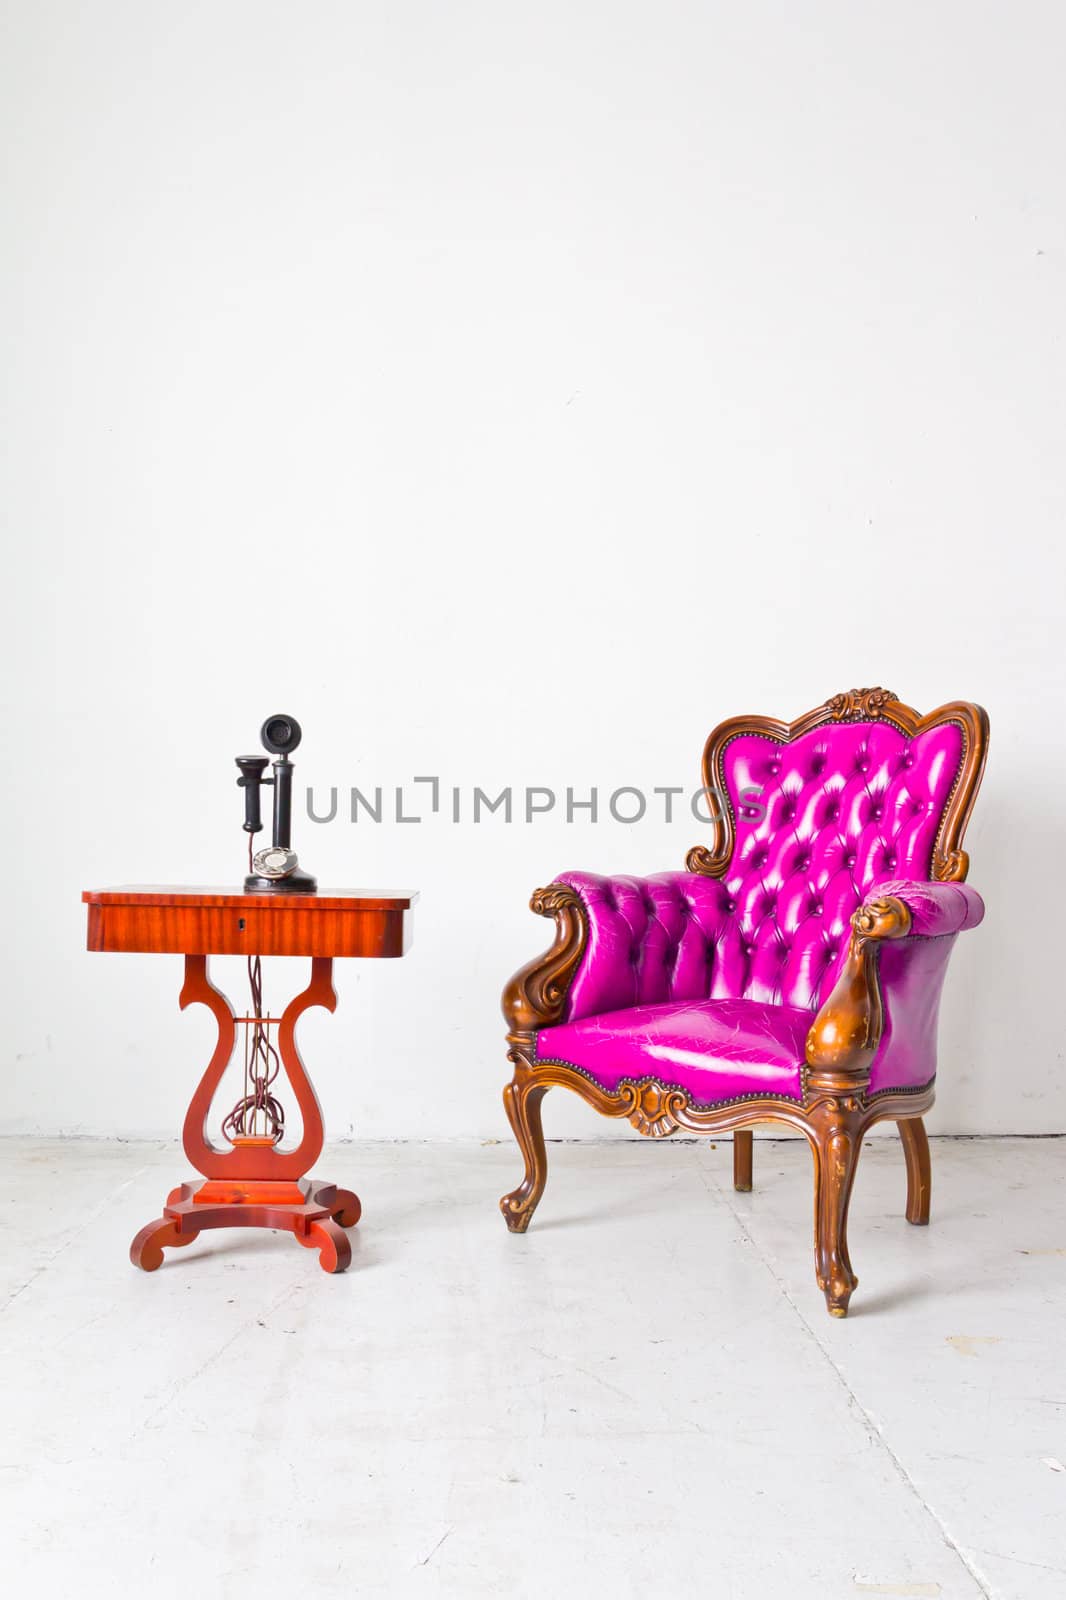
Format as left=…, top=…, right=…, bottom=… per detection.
left=535, top=996, right=809, bottom=1107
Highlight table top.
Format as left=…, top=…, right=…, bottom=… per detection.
left=83, top=886, right=418, bottom=910
left=83, top=886, right=418, bottom=958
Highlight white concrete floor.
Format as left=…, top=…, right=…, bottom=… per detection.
left=0, top=1137, right=1063, bottom=1600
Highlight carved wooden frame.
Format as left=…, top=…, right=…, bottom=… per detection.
left=499, top=688, right=988, bottom=1317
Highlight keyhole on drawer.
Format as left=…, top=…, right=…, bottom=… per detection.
left=238, top=918, right=246, bottom=931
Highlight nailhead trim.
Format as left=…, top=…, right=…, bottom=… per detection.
left=533, top=1047, right=935, bottom=1112
left=866, top=1075, right=936, bottom=1103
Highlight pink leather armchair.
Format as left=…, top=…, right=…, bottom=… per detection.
left=499, top=688, right=989, bottom=1317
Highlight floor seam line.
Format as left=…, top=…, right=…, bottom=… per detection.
left=0, top=1157, right=157, bottom=1317
left=694, top=1156, right=997, bottom=1600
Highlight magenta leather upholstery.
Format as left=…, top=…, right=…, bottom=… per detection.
left=867, top=932, right=966, bottom=1094
left=876, top=878, right=984, bottom=939
left=535, top=718, right=984, bottom=1106
left=536, top=997, right=808, bottom=1106
left=557, top=872, right=741, bottom=1018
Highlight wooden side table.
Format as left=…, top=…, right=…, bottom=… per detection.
left=82, top=886, right=418, bottom=1274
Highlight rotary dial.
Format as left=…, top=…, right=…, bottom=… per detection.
left=252, top=845, right=299, bottom=880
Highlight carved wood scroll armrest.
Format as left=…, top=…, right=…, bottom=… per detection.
left=805, top=896, right=913, bottom=1087
left=501, top=884, right=587, bottom=1040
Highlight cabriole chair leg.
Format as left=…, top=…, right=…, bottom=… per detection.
left=899, top=1116, right=931, bottom=1225
left=811, top=1113, right=863, bottom=1317
left=500, top=1079, right=549, bottom=1234
left=733, top=1129, right=753, bottom=1192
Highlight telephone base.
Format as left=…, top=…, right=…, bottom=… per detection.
left=244, top=866, right=318, bottom=894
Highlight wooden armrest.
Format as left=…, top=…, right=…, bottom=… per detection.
left=805, top=896, right=912, bottom=1089
left=501, top=884, right=587, bottom=1040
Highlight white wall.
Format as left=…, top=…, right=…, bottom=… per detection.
left=2, top=1, right=1063, bottom=1140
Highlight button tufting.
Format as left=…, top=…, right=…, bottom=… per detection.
left=845, top=852, right=856, bottom=867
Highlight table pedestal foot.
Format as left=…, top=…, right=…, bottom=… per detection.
left=293, top=1213, right=353, bottom=1273
left=331, top=1187, right=362, bottom=1228
left=130, top=1216, right=200, bottom=1271
left=129, top=1178, right=361, bottom=1274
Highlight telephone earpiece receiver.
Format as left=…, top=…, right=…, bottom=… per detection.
left=235, top=715, right=317, bottom=893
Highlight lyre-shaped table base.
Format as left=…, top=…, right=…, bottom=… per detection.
left=130, top=954, right=360, bottom=1274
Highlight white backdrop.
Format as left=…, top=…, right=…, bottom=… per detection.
left=2, top=2, right=1063, bottom=1139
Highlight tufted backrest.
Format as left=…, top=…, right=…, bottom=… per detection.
left=715, top=717, right=964, bottom=1010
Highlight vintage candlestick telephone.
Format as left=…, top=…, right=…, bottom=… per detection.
left=235, top=714, right=317, bottom=894
left=226, top=714, right=316, bottom=1148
